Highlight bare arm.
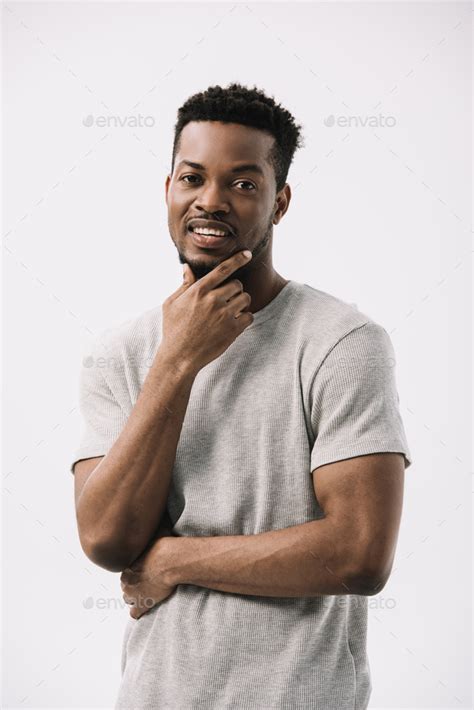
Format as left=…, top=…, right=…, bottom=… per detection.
left=75, top=351, right=197, bottom=573
left=74, top=250, right=254, bottom=573
left=148, top=453, right=405, bottom=598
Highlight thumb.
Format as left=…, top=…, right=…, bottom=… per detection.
left=182, top=262, right=196, bottom=286
left=168, top=263, right=196, bottom=302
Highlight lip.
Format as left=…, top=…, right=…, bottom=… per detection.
left=187, top=218, right=235, bottom=237
left=190, top=231, right=232, bottom=250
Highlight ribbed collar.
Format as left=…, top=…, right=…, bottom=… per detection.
left=245, top=280, right=299, bottom=329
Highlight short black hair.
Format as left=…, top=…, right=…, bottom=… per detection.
left=171, top=82, right=304, bottom=193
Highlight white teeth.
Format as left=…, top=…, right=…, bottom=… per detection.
left=192, top=227, right=227, bottom=237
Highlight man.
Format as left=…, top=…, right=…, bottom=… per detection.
left=71, top=83, right=412, bottom=710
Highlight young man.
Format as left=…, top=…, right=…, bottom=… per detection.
left=71, top=83, right=412, bottom=710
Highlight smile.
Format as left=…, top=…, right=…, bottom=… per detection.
left=191, top=226, right=228, bottom=237
left=189, top=228, right=233, bottom=250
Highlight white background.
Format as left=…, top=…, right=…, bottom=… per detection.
left=3, top=1, right=472, bottom=708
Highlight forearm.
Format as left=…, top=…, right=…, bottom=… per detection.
left=164, top=518, right=372, bottom=597
left=77, top=348, right=197, bottom=570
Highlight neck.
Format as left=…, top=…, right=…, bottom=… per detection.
left=238, top=267, right=289, bottom=315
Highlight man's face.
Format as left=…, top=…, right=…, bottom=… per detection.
left=165, top=120, right=281, bottom=281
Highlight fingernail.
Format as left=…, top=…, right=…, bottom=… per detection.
left=243, top=250, right=252, bottom=258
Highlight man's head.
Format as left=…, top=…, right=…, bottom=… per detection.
left=165, top=83, right=304, bottom=280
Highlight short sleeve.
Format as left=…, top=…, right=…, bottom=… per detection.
left=70, top=345, right=129, bottom=474
left=309, top=321, right=412, bottom=471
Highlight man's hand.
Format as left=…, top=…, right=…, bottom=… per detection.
left=120, top=523, right=176, bottom=620
left=160, top=249, right=254, bottom=374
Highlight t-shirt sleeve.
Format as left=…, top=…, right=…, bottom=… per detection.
left=70, top=345, right=129, bottom=474
left=309, top=321, right=412, bottom=471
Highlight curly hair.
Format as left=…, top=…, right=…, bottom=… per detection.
left=171, top=82, right=304, bottom=193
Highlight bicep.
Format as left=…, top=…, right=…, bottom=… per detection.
left=312, top=452, right=405, bottom=581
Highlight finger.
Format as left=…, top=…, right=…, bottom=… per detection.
left=133, top=603, right=152, bottom=619
left=121, top=568, right=135, bottom=582
left=182, top=263, right=196, bottom=285
left=130, top=605, right=141, bottom=620
left=195, top=250, right=252, bottom=294
left=128, top=594, right=154, bottom=619
left=122, top=567, right=140, bottom=583
left=166, top=262, right=197, bottom=302
left=176, top=263, right=196, bottom=291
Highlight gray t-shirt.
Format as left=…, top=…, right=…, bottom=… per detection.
left=71, top=279, right=412, bottom=710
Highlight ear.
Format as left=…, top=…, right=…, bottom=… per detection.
left=273, top=183, right=292, bottom=225
left=165, top=174, right=171, bottom=205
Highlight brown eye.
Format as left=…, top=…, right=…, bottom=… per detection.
left=180, top=175, right=201, bottom=184
left=235, top=181, right=256, bottom=191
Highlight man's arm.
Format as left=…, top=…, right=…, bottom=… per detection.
left=74, top=249, right=254, bottom=574
left=75, top=350, right=197, bottom=573
left=159, top=452, right=405, bottom=597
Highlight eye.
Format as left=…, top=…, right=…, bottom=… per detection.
left=235, top=181, right=256, bottom=191
left=180, top=174, right=201, bottom=184
left=179, top=175, right=256, bottom=191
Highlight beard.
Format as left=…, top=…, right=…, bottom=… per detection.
left=171, top=214, right=274, bottom=283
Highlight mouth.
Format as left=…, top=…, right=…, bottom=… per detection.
left=186, top=219, right=236, bottom=250
left=188, top=227, right=232, bottom=250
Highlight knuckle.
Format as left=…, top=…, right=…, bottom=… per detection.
left=217, top=263, right=231, bottom=276
left=194, top=287, right=205, bottom=302
left=207, top=289, right=219, bottom=304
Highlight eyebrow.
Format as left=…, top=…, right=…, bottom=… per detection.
left=176, top=160, right=265, bottom=176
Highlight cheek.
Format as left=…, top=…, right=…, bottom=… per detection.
left=248, top=213, right=271, bottom=233
left=167, top=186, right=190, bottom=212
left=240, top=202, right=270, bottom=225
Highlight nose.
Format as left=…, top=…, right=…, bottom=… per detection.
left=194, top=181, right=230, bottom=215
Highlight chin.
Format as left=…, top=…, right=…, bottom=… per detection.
left=184, top=257, right=221, bottom=280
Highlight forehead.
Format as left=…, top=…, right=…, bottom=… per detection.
left=176, top=121, right=274, bottom=173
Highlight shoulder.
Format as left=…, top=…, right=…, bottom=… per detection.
left=294, top=283, right=395, bottom=390
left=294, top=282, right=371, bottom=334
left=296, top=283, right=388, bottom=352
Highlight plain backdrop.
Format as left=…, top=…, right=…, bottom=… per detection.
left=3, top=1, right=472, bottom=708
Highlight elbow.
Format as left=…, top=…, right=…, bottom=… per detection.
left=76, top=509, right=139, bottom=572
left=347, top=557, right=392, bottom=596
left=344, top=538, right=395, bottom=596
left=347, top=568, right=390, bottom=596
left=88, top=546, right=133, bottom=574
left=79, top=533, right=137, bottom=573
